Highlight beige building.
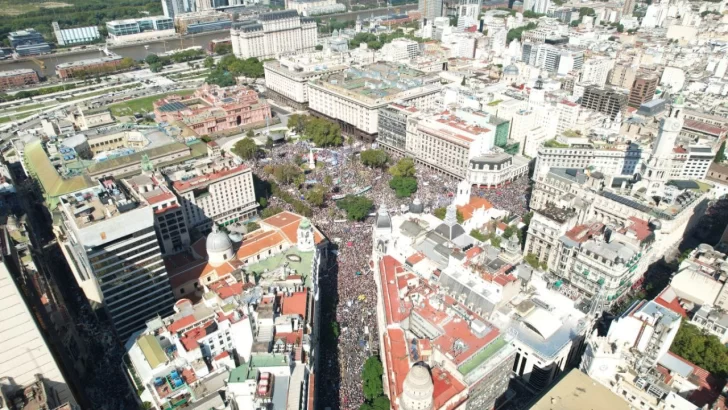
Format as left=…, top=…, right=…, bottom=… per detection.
left=308, top=62, right=441, bottom=141
left=165, top=157, right=257, bottom=231
left=231, top=10, right=317, bottom=60
left=263, top=51, right=350, bottom=110
left=608, top=62, right=637, bottom=89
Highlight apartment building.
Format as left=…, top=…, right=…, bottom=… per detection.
left=608, top=62, right=636, bottom=89
left=0, top=68, right=39, bottom=90
left=56, top=177, right=175, bottom=340
left=628, top=73, right=658, bottom=108
left=165, top=157, right=257, bottom=232
left=263, top=51, right=350, bottom=110
left=580, top=56, right=615, bottom=87
left=231, top=10, right=317, bottom=59
left=380, top=38, right=421, bottom=61
left=534, top=139, right=645, bottom=177
left=581, top=86, right=627, bottom=120
left=308, top=62, right=441, bottom=141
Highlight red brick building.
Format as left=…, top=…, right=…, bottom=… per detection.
left=0, top=68, right=39, bottom=90
left=55, top=55, right=124, bottom=79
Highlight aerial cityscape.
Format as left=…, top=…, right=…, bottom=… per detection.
left=1, top=0, right=728, bottom=409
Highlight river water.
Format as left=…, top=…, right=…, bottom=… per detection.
left=0, top=5, right=416, bottom=78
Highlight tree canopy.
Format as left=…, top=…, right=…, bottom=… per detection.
left=360, top=149, right=389, bottom=168
left=305, top=185, right=327, bottom=207
left=433, top=207, right=464, bottom=224
left=214, top=43, right=233, bottom=55
left=716, top=141, right=726, bottom=163
left=389, top=176, right=418, bottom=198
left=264, top=164, right=302, bottom=185
left=362, top=356, right=385, bottom=402
left=671, top=321, right=728, bottom=378
left=389, top=158, right=416, bottom=178
left=336, top=195, right=373, bottom=221
left=206, top=55, right=264, bottom=85
left=507, top=22, right=537, bottom=44
left=232, top=138, right=259, bottom=160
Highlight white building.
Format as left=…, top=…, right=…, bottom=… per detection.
left=308, top=62, right=441, bottom=141
left=164, top=157, right=257, bottom=232
left=523, top=0, right=550, bottom=14
left=56, top=177, right=175, bottom=340
left=263, top=50, right=351, bottom=110
left=380, top=38, right=421, bottom=62
left=231, top=10, right=317, bottom=60
left=580, top=56, right=615, bottom=88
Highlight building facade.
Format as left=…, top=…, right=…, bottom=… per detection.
left=165, top=158, right=257, bottom=231
left=0, top=68, right=39, bottom=90
left=628, top=74, right=658, bottom=108
left=231, top=10, right=317, bottom=60
left=56, top=177, right=175, bottom=340
left=581, top=86, right=627, bottom=120
left=52, top=22, right=100, bottom=46
left=55, top=55, right=125, bottom=79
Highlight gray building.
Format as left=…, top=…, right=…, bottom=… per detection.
left=52, top=22, right=100, bottom=46
left=377, top=103, right=416, bottom=155
left=57, top=177, right=175, bottom=340
left=420, top=0, right=444, bottom=20
left=581, top=86, right=627, bottom=120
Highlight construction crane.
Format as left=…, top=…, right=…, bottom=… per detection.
left=29, top=57, right=45, bottom=71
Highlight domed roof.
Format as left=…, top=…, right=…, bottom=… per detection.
left=228, top=232, right=243, bottom=243
left=503, top=64, right=519, bottom=75
left=207, top=226, right=233, bottom=255
left=401, top=363, right=434, bottom=410
left=409, top=198, right=424, bottom=214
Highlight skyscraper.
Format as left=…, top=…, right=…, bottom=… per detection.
left=581, top=85, right=627, bottom=120
left=56, top=177, right=175, bottom=340
left=419, top=0, right=444, bottom=21
left=622, top=0, right=635, bottom=16
left=628, top=73, right=658, bottom=108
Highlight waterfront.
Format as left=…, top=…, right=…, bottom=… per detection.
left=0, top=4, right=417, bottom=78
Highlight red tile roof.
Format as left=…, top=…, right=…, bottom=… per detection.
left=432, top=367, right=466, bottom=409
left=172, top=164, right=248, bottom=193
left=384, top=328, right=410, bottom=405
left=281, top=289, right=308, bottom=319
left=666, top=352, right=725, bottom=408
left=654, top=287, right=688, bottom=318
left=406, top=252, right=426, bottom=265
left=457, top=196, right=493, bottom=221
left=168, top=314, right=197, bottom=333
left=379, top=256, right=413, bottom=325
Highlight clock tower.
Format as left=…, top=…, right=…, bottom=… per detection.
left=632, top=94, right=684, bottom=200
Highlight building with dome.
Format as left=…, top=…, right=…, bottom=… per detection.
left=206, top=225, right=235, bottom=266
left=502, top=63, right=519, bottom=84
left=400, top=363, right=435, bottom=410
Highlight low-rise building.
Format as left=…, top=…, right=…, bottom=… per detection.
left=175, top=11, right=232, bottom=35
left=8, top=28, right=51, bottom=56
left=0, top=68, right=39, bottom=90
left=55, top=55, right=126, bottom=79
left=52, top=22, right=100, bottom=46
left=153, top=84, right=271, bottom=136
left=106, top=16, right=176, bottom=43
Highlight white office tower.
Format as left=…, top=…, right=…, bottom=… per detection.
left=580, top=56, right=615, bottom=87
left=491, top=28, right=507, bottom=55
left=57, top=177, right=175, bottom=340
left=641, top=4, right=667, bottom=27
left=523, top=0, right=550, bottom=14
left=231, top=10, right=317, bottom=59
left=633, top=95, right=684, bottom=199
left=0, top=228, right=78, bottom=408
left=420, top=0, right=444, bottom=20
left=457, top=3, right=480, bottom=29
left=161, top=0, right=193, bottom=18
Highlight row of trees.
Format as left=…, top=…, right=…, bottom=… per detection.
left=360, top=356, right=390, bottom=410
left=0, top=83, right=77, bottom=102
left=348, top=29, right=425, bottom=50
left=336, top=195, right=373, bottom=221
left=145, top=50, right=204, bottom=72
left=287, top=114, right=343, bottom=147
left=206, top=55, right=264, bottom=87
left=506, top=22, right=537, bottom=44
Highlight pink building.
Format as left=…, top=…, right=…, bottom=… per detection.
left=154, top=84, right=271, bottom=136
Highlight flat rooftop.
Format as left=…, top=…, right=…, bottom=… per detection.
left=0, top=68, right=36, bottom=77
left=530, top=369, right=630, bottom=410
left=168, top=160, right=249, bottom=193
left=56, top=55, right=122, bottom=69
left=59, top=176, right=140, bottom=228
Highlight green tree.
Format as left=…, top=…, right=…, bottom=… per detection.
left=490, top=235, right=502, bottom=248
left=261, top=206, right=284, bottom=218
left=503, top=225, right=516, bottom=238
left=522, top=211, right=533, bottom=226
left=671, top=321, right=728, bottom=377
left=506, top=22, right=537, bottom=44
left=145, top=54, right=160, bottom=65
left=287, top=113, right=310, bottom=134
left=389, top=176, right=418, bottom=198
left=271, top=164, right=302, bottom=185
left=259, top=197, right=268, bottom=208
left=371, top=396, right=391, bottom=410
left=232, top=138, right=259, bottom=160
left=246, top=222, right=261, bottom=232
left=305, top=185, right=327, bottom=207
left=360, top=149, right=389, bottom=168
left=470, top=229, right=487, bottom=241
left=324, top=175, right=333, bottom=186
left=315, top=44, right=323, bottom=50
left=524, top=253, right=541, bottom=269
left=362, top=356, right=384, bottom=401
left=336, top=195, right=373, bottom=221
left=203, top=56, right=215, bottom=68
left=265, top=137, right=274, bottom=149
left=206, top=69, right=235, bottom=87
left=716, top=141, right=726, bottom=163
left=579, top=7, right=596, bottom=17
left=214, top=43, right=233, bottom=55
left=389, top=158, right=416, bottom=178
left=304, top=117, right=343, bottom=146
left=331, top=321, right=340, bottom=339
left=246, top=129, right=255, bottom=139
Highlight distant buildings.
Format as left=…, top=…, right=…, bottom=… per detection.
left=55, top=55, right=126, bottom=79
left=52, top=22, right=100, bottom=46
left=106, top=16, right=175, bottom=43
left=175, top=11, right=233, bottom=35
left=153, top=84, right=271, bottom=136
left=0, top=68, right=39, bottom=90
left=231, top=10, right=317, bottom=60
left=419, top=0, right=444, bottom=20
left=8, top=28, right=51, bottom=56
left=286, top=0, right=344, bottom=16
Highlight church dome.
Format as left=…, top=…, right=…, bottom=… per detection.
left=409, top=198, right=424, bottom=214
left=401, top=363, right=434, bottom=410
left=206, top=226, right=234, bottom=266
left=503, top=64, right=519, bottom=76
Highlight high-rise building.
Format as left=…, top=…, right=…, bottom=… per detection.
left=608, top=62, right=636, bottom=88
left=581, top=85, right=627, bottom=120
left=0, top=227, right=79, bottom=408
left=165, top=157, right=258, bottom=232
left=56, top=177, right=175, bottom=340
left=231, top=10, right=317, bottom=59
left=580, top=56, right=614, bottom=87
left=419, top=0, right=444, bottom=20
left=523, top=0, right=550, bottom=14
left=622, top=0, right=636, bottom=16
left=161, top=0, right=194, bottom=17
left=628, top=73, right=658, bottom=108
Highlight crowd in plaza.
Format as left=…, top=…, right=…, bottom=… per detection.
left=245, top=138, right=531, bottom=409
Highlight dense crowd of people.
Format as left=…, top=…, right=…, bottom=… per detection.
left=247, top=140, right=533, bottom=409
